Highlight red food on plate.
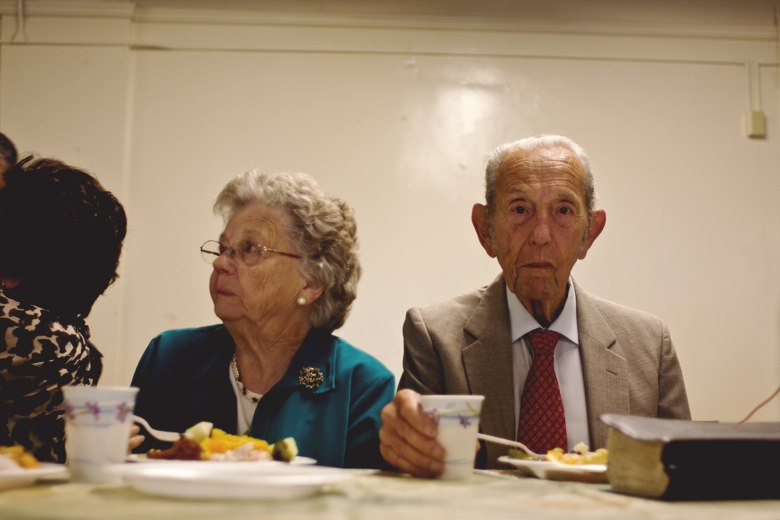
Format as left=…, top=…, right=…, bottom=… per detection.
left=147, top=436, right=203, bottom=460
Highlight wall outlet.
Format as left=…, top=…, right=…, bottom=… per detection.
left=747, top=110, right=766, bottom=138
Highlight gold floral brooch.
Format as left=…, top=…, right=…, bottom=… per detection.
left=298, top=366, right=324, bottom=390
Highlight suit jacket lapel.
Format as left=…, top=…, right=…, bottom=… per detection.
left=462, top=274, right=515, bottom=443
left=574, top=282, right=629, bottom=448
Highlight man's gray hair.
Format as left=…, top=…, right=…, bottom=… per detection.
left=484, top=135, right=596, bottom=220
left=214, top=169, right=361, bottom=332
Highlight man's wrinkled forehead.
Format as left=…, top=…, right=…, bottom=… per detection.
left=496, top=147, right=586, bottom=192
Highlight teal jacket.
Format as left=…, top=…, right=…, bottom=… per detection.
left=131, top=325, right=394, bottom=468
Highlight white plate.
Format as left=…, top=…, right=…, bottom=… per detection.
left=0, top=463, right=68, bottom=491
left=498, top=456, right=608, bottom=483
left=112, top=462, right=353, bottom=500
left=126, top=454, right=316, bottom=465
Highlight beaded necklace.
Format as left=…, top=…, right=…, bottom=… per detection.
left=231, top=353, right=262, bottom=403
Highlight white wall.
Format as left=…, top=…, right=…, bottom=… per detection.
left=1, top=1, right=779, bottom=423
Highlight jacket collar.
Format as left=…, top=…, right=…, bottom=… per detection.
left=573, top=280, right=617, bottom=350
left=574, top=281, right=629, bottom=448
left=461, top=273, right=515, bottom=441
left=270, top=328, right=335, bottom=394
left=188, top=326, right=336, bottom=394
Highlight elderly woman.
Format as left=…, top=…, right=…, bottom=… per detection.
left=132, top=170, right=394, bottom=468
left=0, top=157, right=127, bottom=462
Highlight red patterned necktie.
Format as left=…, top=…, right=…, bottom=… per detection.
left=517, top=329, right=567, bottom=453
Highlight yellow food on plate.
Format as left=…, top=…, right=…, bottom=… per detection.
left=145, top=422, right=269, bottom=461
left=199, top=428, right=270, bottom=458
left=0, top=445, right=41, bottom=469
left=545, top=444, right=608, bottom=465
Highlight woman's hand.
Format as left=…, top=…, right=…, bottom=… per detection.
left=127, top=424, right=145, bottom=454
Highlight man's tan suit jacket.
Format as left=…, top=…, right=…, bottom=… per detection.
left=398, top=275, right=691, bottom=468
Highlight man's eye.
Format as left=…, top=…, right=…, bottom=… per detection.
left=218, top=244, right=228, bottom=254
left=513, top=206, right=526, bottom=214
left=559, top=207, right=571, bottom=215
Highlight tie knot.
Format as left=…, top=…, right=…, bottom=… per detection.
left=527, top=329, right=561, bottom=355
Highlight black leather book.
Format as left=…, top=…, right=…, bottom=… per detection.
left=601, top=414, right=780, bottom=500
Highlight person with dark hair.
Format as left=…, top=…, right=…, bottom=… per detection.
left=0, top=133, right=18, bottom=176
left=0, top=157, right=127, bottom=462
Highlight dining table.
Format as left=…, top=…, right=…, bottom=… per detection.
left=1, top=466, right=778, bottom=520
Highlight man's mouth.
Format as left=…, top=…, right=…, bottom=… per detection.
left=523, top=262, right=554, bottom=269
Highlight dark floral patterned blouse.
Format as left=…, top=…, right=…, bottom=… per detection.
left=0, top=291, right=101, bottom=462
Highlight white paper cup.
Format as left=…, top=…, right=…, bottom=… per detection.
left=62, top=385, right=139, bottom=483
left=419, top=394, right=485, bottom=480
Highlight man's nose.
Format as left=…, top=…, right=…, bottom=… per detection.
left=529, top=212, right=552, bottom=245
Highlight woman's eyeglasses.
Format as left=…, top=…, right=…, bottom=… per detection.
left=200, top=240, right=299, bottom=267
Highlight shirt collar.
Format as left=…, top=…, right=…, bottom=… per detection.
left=269, top=328, right=336, bottom=394
left=506, top=277, right=579, bottom=345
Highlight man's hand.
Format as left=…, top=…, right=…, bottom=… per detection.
left=379, top=389, right=446, bottom=478
left=128, top=424, right=144, bottom=454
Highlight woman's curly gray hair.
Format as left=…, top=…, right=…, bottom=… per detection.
left=213, top=169, right=361, bottom=332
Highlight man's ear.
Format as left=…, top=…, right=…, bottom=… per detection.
left=578, top=209, right=606, bottom=260
left=471, top=204, right=497, bottom=258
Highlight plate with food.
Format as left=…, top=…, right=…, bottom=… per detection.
left=113, top=462, right=353, bottom=500
left=127, top=453, right=317, bottom=465
left=129, top=421, right=315, bottom=465
left=499, top=443, right=608, bottom=483
left=0, top=445, right=67, bottom=491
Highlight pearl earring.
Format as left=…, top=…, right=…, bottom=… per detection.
left=297, top=297, right=306, bottom=306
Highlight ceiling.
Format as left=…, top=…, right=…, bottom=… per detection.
left=116, top=0, right=780, bottom=29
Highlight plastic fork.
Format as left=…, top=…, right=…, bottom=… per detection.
left=131, top=414, right=180, bottom=443
left=477, top=433, right=546, bottom=460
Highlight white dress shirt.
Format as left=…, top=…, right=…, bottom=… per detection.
left=506, top=280, right=590, bottom=451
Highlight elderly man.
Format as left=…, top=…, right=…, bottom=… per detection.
left=380, top=135, right=690, bottom=478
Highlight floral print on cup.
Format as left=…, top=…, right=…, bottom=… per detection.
left=65, top=400, right=134, bottom=427
left=425, top=402, right=481, bottom=429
